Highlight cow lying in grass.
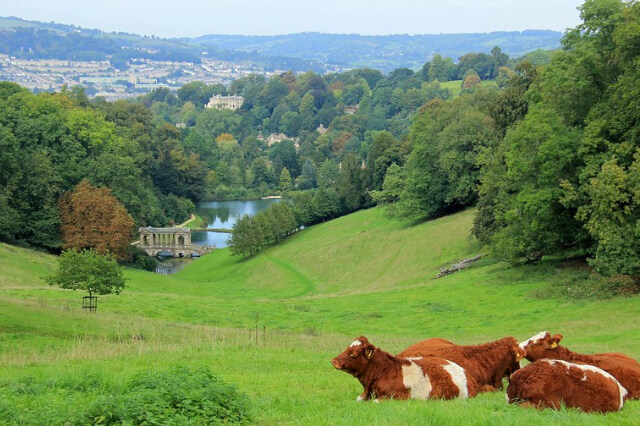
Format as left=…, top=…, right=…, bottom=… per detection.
left=397, top=336, right=525, bottom=391
left=520, top=331, right=640, bottom=399
left=507, top=359, right=628, bottom=412
left=332, top=336, right=478, bottom=401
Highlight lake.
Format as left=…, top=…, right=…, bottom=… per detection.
left=155, top=198, right=283, bottom=274
left=192, top=198, right=284, bottom=248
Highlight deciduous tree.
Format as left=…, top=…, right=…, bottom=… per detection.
left=46, top=248, right=125, bottom=302
left=58, top=180, right=134, bottom=260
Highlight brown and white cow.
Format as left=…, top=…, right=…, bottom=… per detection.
left=520, top=331, right=640, bottom=399
left=507, top=359, right=628, bottom=412
left=331, top=336, right=479, bottom=401
left=397, top=337, right=524, bottom=391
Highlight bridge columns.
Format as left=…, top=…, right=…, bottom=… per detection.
left=137, top=226, right=200, bottom=258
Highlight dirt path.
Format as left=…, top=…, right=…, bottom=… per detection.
left=177, top=214, right=196, bottom=227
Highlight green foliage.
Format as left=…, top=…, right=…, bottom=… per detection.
left=160, top=194, right=195, bottom=225
left=279, top=167, right=292, bottom=193
left=395, top=89, right=498, bottom=219
left=46, top=248, right=125, bottom=298
left=427, top=54, right=451, bottom=82
left=486, top=103, right=584, bottom=263
left=228, top=201, right=298, bottom=258
left=297, top=159, right=317, bottom=190
left=123, top=246, right=158, bottom=271
left=471, top=0, right=640, bottom=277
left=370, top=163, right=404, bottom=208
left=50, top=366, right=252, bottom=425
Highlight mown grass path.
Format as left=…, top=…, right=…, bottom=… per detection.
left=264, top=254, right=316, bottom=297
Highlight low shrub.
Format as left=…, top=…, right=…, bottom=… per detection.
left=553, top=271, right=639, bottom=300
left=83, top=366, right=251, bottom=425
left=123, top=246, right=157, bottom=271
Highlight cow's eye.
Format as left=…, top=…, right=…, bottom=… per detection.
left=349, top=353, right=357, bottom=358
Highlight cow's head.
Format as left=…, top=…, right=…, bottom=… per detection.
left=519, top=331, right=563, bottom=361
left=331, top=336, right=376, bottom=377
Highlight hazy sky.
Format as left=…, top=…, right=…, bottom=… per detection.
left=3, top=0, right=584, bottom=38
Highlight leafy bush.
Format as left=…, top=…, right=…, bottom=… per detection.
left=549, top=269, right=639, bottom=300
left=123, top=246, right=157, bottom=271
left=83, top=366, right=251, bottom=425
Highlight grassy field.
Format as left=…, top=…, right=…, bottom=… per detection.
left=1, top=207, right=639, bottom=424
left=440, top=80, right=497, bottom=98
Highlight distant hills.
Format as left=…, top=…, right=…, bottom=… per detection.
left=0, top=16, right=562, bottom=73
left=191, top=31, right=563, bottom=72
left=0, top=17, right=324, bottom=72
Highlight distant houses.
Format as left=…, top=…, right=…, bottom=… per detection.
left=257, top=132, right=299, bottom=148
left=316, top=123, right=328, bottom=134
left=205, top=94, right=244, bottom=110
left=343, top=104, right=359, bottom=115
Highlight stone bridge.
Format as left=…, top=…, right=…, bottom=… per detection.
left=136, top=227, right=213, bottom=258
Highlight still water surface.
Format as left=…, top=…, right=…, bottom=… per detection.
left=155, top=198, right=283, bottom=274
left=191, top=198, right=283, bottom=248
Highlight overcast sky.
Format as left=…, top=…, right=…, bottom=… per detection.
left=3, top=0, right=584, bottom=38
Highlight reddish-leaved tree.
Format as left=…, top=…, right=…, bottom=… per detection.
left=58, top=180, right=134, bottom=260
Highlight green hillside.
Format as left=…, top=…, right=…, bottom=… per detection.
left=1, top=207, right=639, bottom=424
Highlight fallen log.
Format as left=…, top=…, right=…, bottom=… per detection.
left=434, top=253, right=485, bottom=279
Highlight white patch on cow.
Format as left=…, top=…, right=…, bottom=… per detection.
left=356, top=395, right=364, bottom=402
left=402, top=361, right=432, bottom=400
left=519, top=331, right=548, bottom=349
left=581, top=375, right=588, bottom=382
left=442, top=360, right=469, bottom=399
left=350, top=340, right=362, bottom=347
left=543, top=359, right=628, bottom=410
left=405, top=357, right=423, bottom=361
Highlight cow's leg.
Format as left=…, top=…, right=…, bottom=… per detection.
left=479, top=384, right=496, bottom=392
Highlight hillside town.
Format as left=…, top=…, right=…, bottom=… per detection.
left=0, top=54, right=285, bottom=100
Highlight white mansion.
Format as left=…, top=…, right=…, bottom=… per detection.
left=205, top=94, right=244, bottom=110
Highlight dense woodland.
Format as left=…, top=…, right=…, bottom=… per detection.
left=1, top=0, right=638, bottom=284
left=373, top=0, right=640, bottom=281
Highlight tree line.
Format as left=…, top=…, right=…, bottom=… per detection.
left=373, top=0, right=640, bottom=280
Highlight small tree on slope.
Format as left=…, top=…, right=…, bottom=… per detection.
left=46, top=248, right=125, bottom=310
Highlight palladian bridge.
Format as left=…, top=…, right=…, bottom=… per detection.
left=136, top=227, right=213, bottom=258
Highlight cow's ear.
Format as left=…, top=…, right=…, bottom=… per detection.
left=549, top=334, right=563, bottom=348
left=360, top=339, right=374, bottom=359
left=358, top=336, right=370, bottom=345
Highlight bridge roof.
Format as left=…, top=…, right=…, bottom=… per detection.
left=138, top=227, right=190, bottom=233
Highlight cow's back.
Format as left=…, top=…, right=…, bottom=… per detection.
left=587, top=355, right=640, bottom=399
left=536, top=350, right=640, bottom=399
left=399, top=338, right=455, bottom=357
left=507, top=359, right=627, bottom=413
left=398, top=339, right=466, bottom=367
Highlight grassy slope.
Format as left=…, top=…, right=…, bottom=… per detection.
left=1, top=207, right=639, bottom=424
